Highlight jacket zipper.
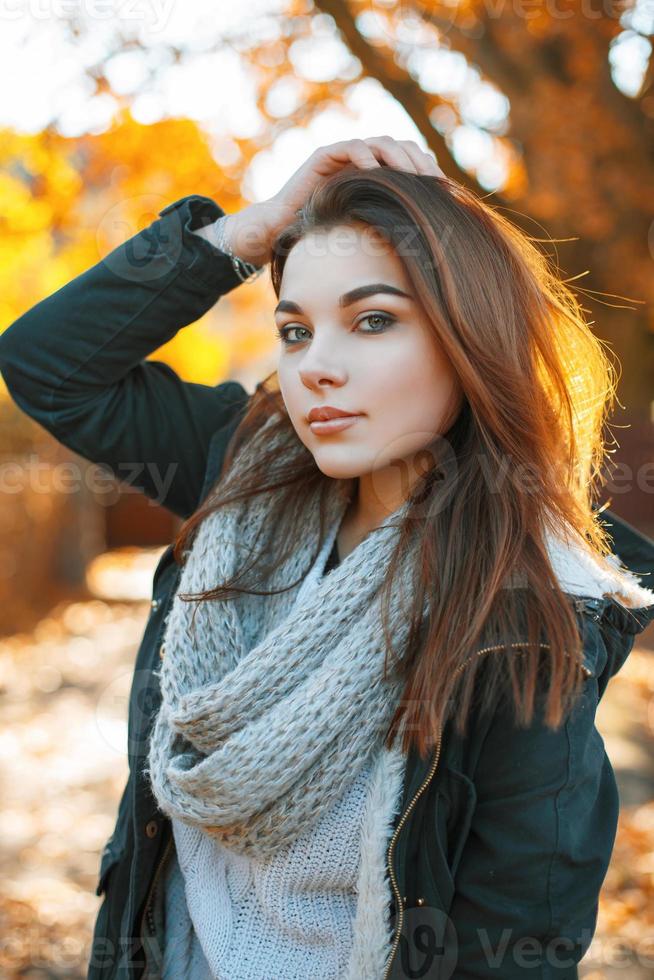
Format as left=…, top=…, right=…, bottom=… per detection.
left=382, top=638, right=591, bottom=979
left=139, top=830, right=173, bottom=977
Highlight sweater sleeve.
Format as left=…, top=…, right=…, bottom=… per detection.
left=0, top=195, right=252, bottom=519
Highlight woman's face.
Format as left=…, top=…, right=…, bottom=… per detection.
left=275, top=222, right=463, bottom=513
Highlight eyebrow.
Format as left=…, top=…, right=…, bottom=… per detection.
left=274, top=282, right=413, bottom=316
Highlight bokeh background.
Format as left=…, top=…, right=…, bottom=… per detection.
left=0, top=1, right=653, bottom=976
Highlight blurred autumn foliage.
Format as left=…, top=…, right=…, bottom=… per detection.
left=0, top=112, right=278, bottom=398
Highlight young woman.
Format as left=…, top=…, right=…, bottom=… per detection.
left=1, top=136, right=653, bottom=980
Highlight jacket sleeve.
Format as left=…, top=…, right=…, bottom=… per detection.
left=446, top=651, right=617, bottom=979
left=0, top=194, right=251, bottom=520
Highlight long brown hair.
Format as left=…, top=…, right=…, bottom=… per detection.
left=173, top=165, right=621, bottom=760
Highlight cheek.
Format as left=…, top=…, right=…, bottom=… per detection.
left=364, top=347, right=459, bottom=458
left=277, top=364, right=299, bottom=413
left=379, top=341, right=458, bottom=422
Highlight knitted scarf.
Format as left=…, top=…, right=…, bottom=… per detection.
left=145, top=412, right=415, bottom=861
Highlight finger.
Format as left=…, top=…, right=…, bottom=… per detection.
left=397, top=141, right=445, bottom=177
left=363, top=135, right=419, bottom=174
left=350, top=139, right=384, bottom=169
left=318, top=140, right=381, bottom=173
left=364, top=136, right=417, bottom=173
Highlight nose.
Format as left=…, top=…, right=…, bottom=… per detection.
left=298, top=343, right=347, bottom=389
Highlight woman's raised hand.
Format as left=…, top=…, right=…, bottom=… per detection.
left=219, top=136, right=445, bottom=268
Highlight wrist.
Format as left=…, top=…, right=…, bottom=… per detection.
left=219, top=205, right=274, bottom=268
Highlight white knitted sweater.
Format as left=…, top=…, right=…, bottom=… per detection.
left=162, top=755, right=375, bottom=979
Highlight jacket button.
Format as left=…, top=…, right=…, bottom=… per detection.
left=145, top=820, right=159, bottom=839
left=416, top=897, right=425, bottom=906
left=151, top=598, right=161, bottom=611
left=402, top=895, right=407, bottom=905
left=159, top=643, right=166, bottom=660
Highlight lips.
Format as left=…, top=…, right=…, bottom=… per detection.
left=307, top=406, right=360, bottom=423
left=309, top=415, right=361, bottom=435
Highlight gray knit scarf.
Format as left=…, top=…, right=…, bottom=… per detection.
left=145, top=412, right=416, bottom=861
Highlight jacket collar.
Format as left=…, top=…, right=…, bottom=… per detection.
left=543, top=518, right=654, bottom=646
left=544, top=519, right=654, bottom=611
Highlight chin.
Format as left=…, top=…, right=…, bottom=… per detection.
left=311, top=454, right=366, bottom=481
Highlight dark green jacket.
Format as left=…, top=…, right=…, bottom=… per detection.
left=2, top=194, right=654, bottom=980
